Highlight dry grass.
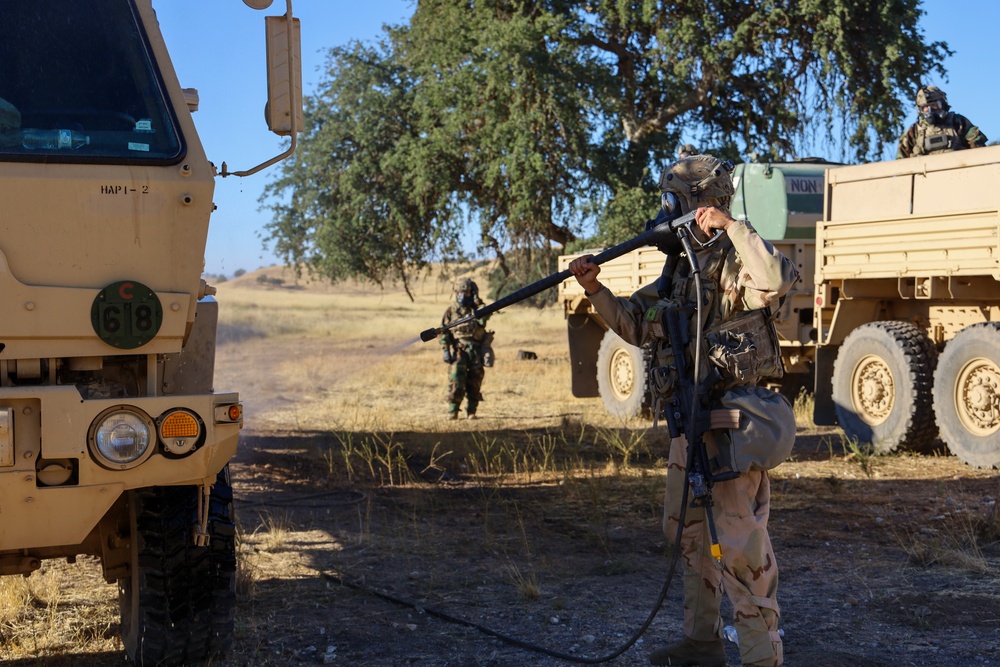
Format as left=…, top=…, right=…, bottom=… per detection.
left=3, top=264, right=997, bottom=664
left=0, top=559, right=119, bottom=660
left=213, top=265, right=610, bottom=436
left=897, top=511, right=998, bottom=576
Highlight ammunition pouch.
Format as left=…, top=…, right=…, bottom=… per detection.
left=708, top=385, right=796, bottom=474
left=705, top=307, right=784, bottom=387
left=481, top=330, right=495, bottom=368
left=924, top=133, right=954, bottom=153
left=648, top=364, right=677, bottom=400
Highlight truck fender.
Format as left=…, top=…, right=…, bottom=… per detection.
left=567, top=314, right=604, bottom=398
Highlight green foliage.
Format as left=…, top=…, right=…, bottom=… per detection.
left=263, top=0, right=948, bottom=284
left=486, top=245, right=559, bottom=306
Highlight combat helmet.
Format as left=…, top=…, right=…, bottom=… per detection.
left=454, top=277, right=478, bottom=295
left=916, top=85, right=949, bottom=110
left=658, top=154, right=735, bottom=214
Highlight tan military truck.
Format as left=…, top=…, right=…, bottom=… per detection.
left=0, top=1, right=300, bottom=664
left=812, top=145, right=1000, bottom=468
left=559, top=149, right=1000, bottom=469
left=559, top=159, right=830, bottom=418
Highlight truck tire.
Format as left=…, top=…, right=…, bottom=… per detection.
left=119, top=467, right=237, bottom=665
left=832, top=321, right=937, bottom=453
left=932, top=323, right=1000, bottom=468
left=596, top=330, right=647, bottom=419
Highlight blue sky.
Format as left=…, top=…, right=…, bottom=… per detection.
left=153, top=0, right=997, bottom=277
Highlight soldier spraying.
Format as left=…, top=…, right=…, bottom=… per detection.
left=419, top=155, right=797, bottom=664
left=897, top=85, right=987, bottom=159
left=439, top=279, right=494, bottom=419
left=569, top=155, right=797, bottom=667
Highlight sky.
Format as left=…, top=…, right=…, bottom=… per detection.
left=153, top=0, right=998, bottom=277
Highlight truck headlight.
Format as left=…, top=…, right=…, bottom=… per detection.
left=88, top=407, right=155, bottom=469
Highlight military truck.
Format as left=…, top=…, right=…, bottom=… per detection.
left=559, top=159, right=830, bottom=418
left=559, top=148, right=1000, bottom=469
left=812, top=146, right=1000, bottom=468
left=0, top=1, right=300, bottom=664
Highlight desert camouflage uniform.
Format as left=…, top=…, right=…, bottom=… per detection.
left=897, top=113, right=987, bottom=159
left=588, top=218, right=797, bottom=666
left=440, top=296, right=490, bottom=417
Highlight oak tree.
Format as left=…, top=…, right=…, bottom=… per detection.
left=262, top=0, right=948, bottom=294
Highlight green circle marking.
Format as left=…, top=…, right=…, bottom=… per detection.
left=91, top=281, right=163, bottom=349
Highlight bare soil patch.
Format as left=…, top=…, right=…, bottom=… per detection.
left=207, top=272, right=1000, bottom=667
left=214, top=432, right=999, bottom=667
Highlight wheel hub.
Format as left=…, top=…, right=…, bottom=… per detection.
left=955, top=357, right=1000, bottom=436
left=852, top=355, right=894, bottom=425
left=609, top=348, right=635, bottom=401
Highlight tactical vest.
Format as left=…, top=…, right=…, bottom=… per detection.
left=644, top=242, right=783, bottom=407
left=444, top=303, right=487, bottom=344
left=911, top=114, right=962, bottom=156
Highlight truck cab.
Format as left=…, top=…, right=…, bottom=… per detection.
left=0, top=1, right=299, bottom=663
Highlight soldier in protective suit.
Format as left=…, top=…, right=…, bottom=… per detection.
left=439, top=278, right=493, bottom=419
left=568, top=155, right=798, bottom=666
left=897, top=85, right=987, bottom=159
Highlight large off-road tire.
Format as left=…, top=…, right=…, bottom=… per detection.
left=596, top=330, right=647, bottom=420
left=832, top=321, right=937, bottom=453
left=119, top=467, right=236, bottom=666
left=932, top=323, right=1000, bottom=468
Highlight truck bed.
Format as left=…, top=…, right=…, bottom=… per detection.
left=818, top=146, right=1000, bottom=283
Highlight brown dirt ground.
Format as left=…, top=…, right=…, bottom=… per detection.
left=214, top=431, right=999, bottom=667
left=201, top=274, right=1000, bottom=667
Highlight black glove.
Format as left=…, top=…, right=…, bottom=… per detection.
left=442, top=349, right=454, bottom=364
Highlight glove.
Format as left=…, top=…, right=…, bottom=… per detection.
left=442, top=349, right=454, bottom=364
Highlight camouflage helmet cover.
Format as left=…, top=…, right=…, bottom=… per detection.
left=454, top=278, right=478, bottom=294
left=658, top=155, right=736, bottom=213
left=916, top=85, right=949, bottom=111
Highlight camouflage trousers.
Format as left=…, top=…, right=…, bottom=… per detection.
left=446, top=346, right=484, bottom=415
left=663, top=435, right=783, bottom=666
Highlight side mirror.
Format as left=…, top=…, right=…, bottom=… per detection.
left=221, top=1, right=302, bottom=177
left=264, top=14, right=302, bottom=137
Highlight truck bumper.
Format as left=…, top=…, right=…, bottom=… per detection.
left=0, top=386, right=241, bottom=551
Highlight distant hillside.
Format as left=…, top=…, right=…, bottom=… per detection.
left=207, top=262, right=496, bottom=300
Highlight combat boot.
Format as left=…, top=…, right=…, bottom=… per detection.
left=447, top=411, right=459, bottom=420
left=648, top=636, right=727, bottom=666
left=466, top=412, right=477, bottom=420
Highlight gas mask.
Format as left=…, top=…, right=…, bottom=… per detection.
left=920, top=101, right=945, bottom=125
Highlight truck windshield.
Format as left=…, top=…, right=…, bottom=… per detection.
left=0, top=0, right=183, bottom=164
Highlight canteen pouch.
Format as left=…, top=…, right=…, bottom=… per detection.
left=710, top=385, right=796, bottom=474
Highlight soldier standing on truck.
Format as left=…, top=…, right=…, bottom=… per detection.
left=897, top=85, right=987, bottom=158
left=568, top=155, right=798, bottom=667
left=439, top=278, right=494, bottom=419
